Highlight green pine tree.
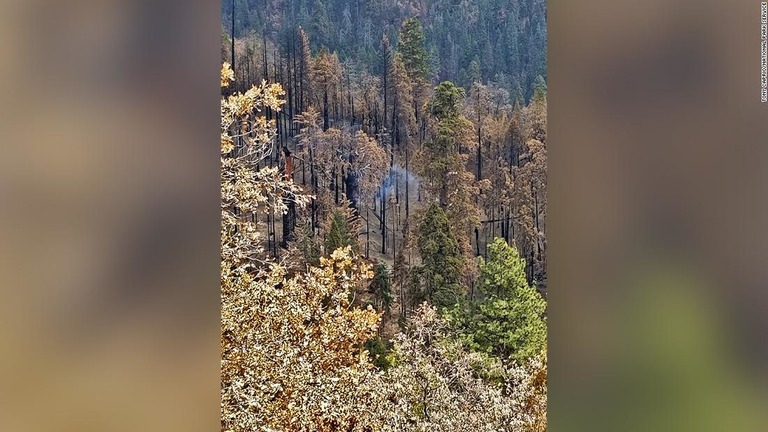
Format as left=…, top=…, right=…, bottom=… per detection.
left=418, top=81, right=480, bottom=256
left=533, top=74, right=547, bottom=99
left=325, top=210, right=355, bottom=254
left=397, top=17, right=430, bottom=81
left=448, top=238, right=546, bottom=361
left=369, top=261, right=393, bottom=311
left=430, top=81, right=465, bottom=119
left=412, top=203, right=464, bottom=309
left=295, top=223, right=321, bottom=266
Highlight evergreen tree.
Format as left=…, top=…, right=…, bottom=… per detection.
left=369, top=261, right=393, bottom=311
left=533, top=74, right=548, bottom=98
left=311, top=1, right=332, bottom=48
left=397, top=17, right=430, bottom=82
left=430, top=81, right=465, bottom=119
left=222, top=0, right=548, bottom=99
left=528, top=79, right=548, bottom=144
left=412, top=203, right=464, bottom=309
left=297, top=27, right=313, bottom=112
left=387, top=52, right=415, bottom=154
left=294, top=222, right=322, bottom=266
left=324, top=208, right=357, bottom=254
left=397, top=17, right=431, bottom=133
left=448, top=238, right=546, bottom=361
left=419, top=81, right=485, bottom=256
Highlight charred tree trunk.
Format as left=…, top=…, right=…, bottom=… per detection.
left=334, top=168, right=340, bottom=205
left=345, top=157, right=359, bottom=210
left=323, top=89, right=329, bottom=131
left=475, top=227, right=480, bottom=256
left=404, top=144, right=410, bottom=220
left=281, top=148, right=297, bottom=247
left=230, top=0, right=235, bottom=72
left=366, top=207, right=370, bottom=259
left=310, top=146, right=318, bottom=230
left=392, top=202, right=397, bottom=261
left=380, top=188, right=386, bottom=255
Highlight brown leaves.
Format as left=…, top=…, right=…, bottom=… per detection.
left=221, top=247, right=382, bottom=431
left=221, top=62, right=235, bottom=88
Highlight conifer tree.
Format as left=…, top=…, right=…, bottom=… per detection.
left=397, top=17, right=430, bottom=82
left=297, top=27, right=312, bottom=112
left=528, top=77, right=547, bottom=144
left=293, top=222, right=322, bottom=266
left=412, top=203, right=464, bottom=309
left=325, top=210, right=354, bottom=254
left=311, top=1, right=332, bottom=47
left=513, top=137, right=547, bottom=284
left=467, top=82, right=493, bottom=181
left=418, top=81, right=485, bottom=257
left=397, top=16, right=431, bottom=130
left=387, top=52, right=415, bottom=154
left=369, top=261, right=393, bottom=312
left=448, top=238, right=546, bottom=361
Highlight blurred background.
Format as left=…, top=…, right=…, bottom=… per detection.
left=1, top=0, right=767, bottom=431
left=549, top=0, right=768, bottom=430
left=0, top=1, right=220, bottom=431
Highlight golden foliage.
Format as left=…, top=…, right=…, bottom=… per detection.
left=221, top=62, right=235, bottom=88
left=221, top=64, right=383, bottom=432
left=220, top=69, right=308, bottom=269
left=220, top=64, right=547, bottom=431
left=507, top=351, right=548, bottom=432
left=221, top=246, right=384, bottom=431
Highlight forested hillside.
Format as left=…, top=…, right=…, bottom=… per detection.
left=221, top=0, right=546, bottom=100
left=220, top=4, right=547, bottom=430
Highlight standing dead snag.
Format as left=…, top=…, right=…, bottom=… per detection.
left=282, top=146, right=297, bottom=247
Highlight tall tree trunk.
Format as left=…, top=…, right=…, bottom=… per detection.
left=345, top=158, right=359, bottom=210
left=381, top=188, right=386, bottom=255
left=382, top=53, right=388, bottom=134
left=310, top=146, right=318, bottom=230
left=392, top=201, right=397, bottom=260
left=230, top=0, right=235, bottom=72
left=476, top=127, right=482, bottom=181
left=262, top=30, right=268, bottom=82
left=323, top=89, right=329, bottom=131
left=500, top=206, right=506, bottom=241
left=281, top=149, right=296, bottom=247
left=298, top=39, right=304, bottom=113
left=534, top=188, right=540, bottom=233
left=334, top=168, right=340, bottom=205
left=285, top=38, right=293, bottom=137
left=491, top=207, right=496, bottom=249
left=405, top=144, right=410, bottom=220
left=475, top=227, right=480, bottom=256
left=366, top=207, right=370, bottom=259
left=348, top=72, right=355, bottom=123
left=395, top=173, right=399, bottom=204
